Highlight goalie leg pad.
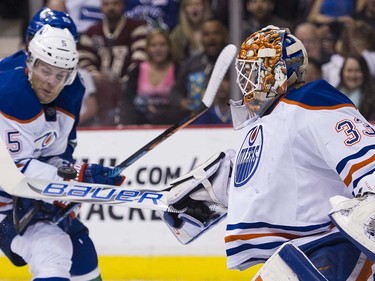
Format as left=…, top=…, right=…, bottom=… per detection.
left=329, top=194, right=375, bottom=261
left=251, top=243, right=328, bottom=281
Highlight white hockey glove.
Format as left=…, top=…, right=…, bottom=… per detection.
left=329, top=172, right=375, bottom=261
left=162, top=149, right=235, bottom=244
left=329, top=194, right=375, bottom=261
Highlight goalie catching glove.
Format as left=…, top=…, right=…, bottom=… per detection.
left=162, top=150, right=235, bottom=244
left=329, top=172, right=375, bottom=261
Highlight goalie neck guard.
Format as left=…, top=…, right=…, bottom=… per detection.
left=231, top=25, right=308, bottom=130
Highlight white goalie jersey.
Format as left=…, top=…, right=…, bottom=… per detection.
left=225, top=79, right=375, bottom=270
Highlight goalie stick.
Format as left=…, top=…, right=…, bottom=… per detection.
left=108, top=44, right=238, bottom=178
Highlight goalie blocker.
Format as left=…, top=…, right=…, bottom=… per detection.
left=160, top=150, right=235, bottom=244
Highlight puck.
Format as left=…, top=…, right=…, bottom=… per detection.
left=57, top=166, right=77, bottom=180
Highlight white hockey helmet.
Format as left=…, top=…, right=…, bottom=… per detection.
left=231, top=25, right=308, bottom=129
left=27, top=24, right=78, bottom=86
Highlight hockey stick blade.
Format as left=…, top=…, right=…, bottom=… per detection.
left=109, top=44, right=237, bottom=178
left=201, top=44, right=237, bottom=108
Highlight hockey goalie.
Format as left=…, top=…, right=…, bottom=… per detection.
left=161, top=25, right=375, bottom=280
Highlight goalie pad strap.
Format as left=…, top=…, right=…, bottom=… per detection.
left=278, top=244, right=327, bottom=281
left=252, top=243, right=327, bottom=281
left=200, top=177, right=219, bottom=204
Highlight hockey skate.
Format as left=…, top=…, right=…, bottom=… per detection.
left=329, top=194, right=375, bottom=261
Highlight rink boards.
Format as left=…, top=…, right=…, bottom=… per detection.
left=0, top=125, right=260, bottom=280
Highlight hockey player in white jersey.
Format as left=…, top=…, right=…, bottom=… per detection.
left=163, top=25, right=375, bottom=280
left=0, top=25, right=124, bottom=281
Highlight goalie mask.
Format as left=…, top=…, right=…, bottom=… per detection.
left=231, top=25, right=308, bottom=129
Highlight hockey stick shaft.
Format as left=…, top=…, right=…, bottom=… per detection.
left=108, top=44, right=237, bottom=178
left=108, top=103, right=208, bottom=178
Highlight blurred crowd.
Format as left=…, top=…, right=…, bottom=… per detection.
left=5, top=0, right=375, bottom=126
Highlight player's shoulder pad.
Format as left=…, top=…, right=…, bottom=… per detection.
left=282, top=80, right=355, bottom=110
left=0, top=68, right=42, bottom=120
left=0, top=50, right=27, bottom=72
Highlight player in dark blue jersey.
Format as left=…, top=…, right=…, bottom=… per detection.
left=0, top=9, right=124, bottom=281
left=0, top=7, right=82, bottom=165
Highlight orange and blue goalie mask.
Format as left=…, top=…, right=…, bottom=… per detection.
left=231, top=26, right=307, bottom=130
left=233, top=28, right=287, bottom=126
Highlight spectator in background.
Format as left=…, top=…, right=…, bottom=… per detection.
left=304, top=57, right=323, bottom=83
left=44, top=0, right=66, bottom=11
left=64, top=0, right=102, bottom=34
left=193, top=74, right=232, bottom=125
left=294, top=22, right=322, bottom=64
left=78, top=69, right=99, bottom=127
left=242, top=0, right=294, bottom=41
left=210, top=0, right=229, bottom=28
left=273, top=0, right=314, bottom=28
left=307, top=0, right=356, bottom=63
left=170, top=0, right=212, bottom=64
left=307, top=0, right=355, bottom=27
left=322, top=20, right=375, bottom=87
left=336, top=54, right=375, bottom=120
left=120, top=28, right=179, bottom=125
left=125, top=0, right=180, bottom=31
left=78, top=0, right=147, bottom=126
left=353, top=0, right=375, bottom=29
left=170, top=18, right=228, bottom=115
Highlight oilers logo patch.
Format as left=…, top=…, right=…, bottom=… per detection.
left=234, top=125, right=263, bottom=187
left=34, top=131, right=58, bottom=149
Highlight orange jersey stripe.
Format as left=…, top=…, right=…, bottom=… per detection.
left=0, top=202, right=11, bottom=207
left=225, top=232, right=300, bottom=243
left=343, top=154, right=375, bottom=186
left=56, top=107, right=75, bottom=119
left=0, top=110, right=44, bottom=124
left=281, top=99, right=356, bottom=111
left=356, top=258, right=374, bottom=280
